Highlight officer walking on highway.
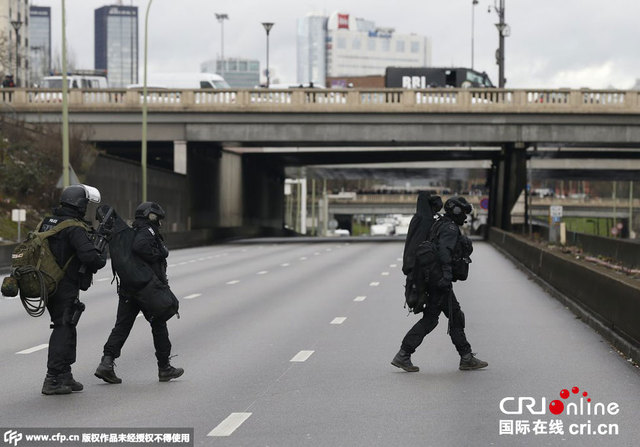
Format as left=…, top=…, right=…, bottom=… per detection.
left=41, top=184, right=107, bottom=395
left=392, top=196, right=488, bottom=372
left=95, top=202, right=183, bottom=384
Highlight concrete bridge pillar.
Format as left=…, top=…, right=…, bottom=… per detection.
left=242, top=155, right=285, bottom=231
left=490, top=143, right=527, bottom=231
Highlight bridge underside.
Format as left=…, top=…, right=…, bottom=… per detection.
left=17, top=110, right=640, bottom=233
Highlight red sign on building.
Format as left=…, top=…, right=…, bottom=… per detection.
left=337, top=14, right=349, bottom=29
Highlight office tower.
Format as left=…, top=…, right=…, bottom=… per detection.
left=95, top=5, right=138, bottom=87
left=29, top=6, right=51, bottom=86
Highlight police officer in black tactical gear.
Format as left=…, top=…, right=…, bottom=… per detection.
left=95, top=202, right=183, bottom=384
left=392, top=196, right=488, bottom=372
left=41, top=184, right=107, bottom=395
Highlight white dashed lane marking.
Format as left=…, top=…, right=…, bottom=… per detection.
left=257, top=271, right=269, bottom=275
left=226, top=280, right=240, bottom=285
left=299, top=257, right=307, bottom=261
left=369, top=282, right=380, bottom=287
left=280, top=263, right=290, bottom=267
left=16, top=344, right=48, bottom=355
left=354, top=296, right=367, bottom=302
left=389, top=264, right=397, bottom=268
left=96, top=277, right=111, bottom=282
left=290, top=350, right=315, bottom=362
left=330, top=317, right=347, bottom=325
left=183, top=293, right=202, bottom=300
left=381, top=272, right=390, bottom=276
left=136, top=313, right=145, bottom=319
left=208, top=412, right=253, bottom=437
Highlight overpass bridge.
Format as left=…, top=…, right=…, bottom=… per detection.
left=2, top=87, right=640, bottom=233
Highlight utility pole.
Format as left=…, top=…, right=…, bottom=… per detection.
left=261, top=22, right=274, bottom=88
left=61, top=1, right=69, bottom=187
left=471, top=0, right=478, bottom=69
left=490, top=0, right=509, bottom=88
left=215, top=13, right=229, bottom=65
left=11, top=20, right=22, bottom=86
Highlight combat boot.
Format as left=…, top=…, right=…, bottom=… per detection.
left=95, top=355, right=122, bottom=384
left=391, top=349, right=419, bottom=372
left=41, top=374, right=72, bottom=395
left=158, top=363, right=184, bottom=382
left=459, top=353, right=488, bottom=370
left=58, top=372, right=83, bottom=392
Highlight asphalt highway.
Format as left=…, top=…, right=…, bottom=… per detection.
left=1, top=240, right=639, bottom=446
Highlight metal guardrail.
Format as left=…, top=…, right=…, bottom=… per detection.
left=1, top=88, right=638, bottom=113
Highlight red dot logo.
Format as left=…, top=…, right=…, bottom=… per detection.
left=583, top=391, right=588, bottom=397
left=572, top=386, right=580, bottom=394
left=560, top=389, right=570, bottom=399
left=549, top=400, right=564, bottom=415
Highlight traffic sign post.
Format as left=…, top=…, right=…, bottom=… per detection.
left=549, top=205, right=563, bottom=244
left=11, top=209, right=26, bottom=242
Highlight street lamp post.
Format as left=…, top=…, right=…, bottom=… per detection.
left=489, top=0, right=509, bottom=88
left=11, top=20, right=22, bottom=87
left=215, top=13, right=229, bottom=69
left=471, top=0, right=478, bottom=69
left=60, top=0, right=69, bottom=187
left=261, top=22, right=274, bottom=88
left=141, top=0, right=153, bottom=202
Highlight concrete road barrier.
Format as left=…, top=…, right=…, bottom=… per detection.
left=490, top=227, right=640, bottom=364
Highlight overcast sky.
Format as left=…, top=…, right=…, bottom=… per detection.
left=32, top=0, right=640, bottom=89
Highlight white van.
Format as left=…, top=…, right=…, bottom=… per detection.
left=42, top=75, right=108, bottom=89
left=127, top=72, right=230, bottom=89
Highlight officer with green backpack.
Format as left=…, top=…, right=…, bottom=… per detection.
left=38, top=185, right=107, bottom=394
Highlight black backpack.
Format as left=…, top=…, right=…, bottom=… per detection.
left=404, top=219, right=446, bottom=314
left=106, top=210, right=179, bottom=322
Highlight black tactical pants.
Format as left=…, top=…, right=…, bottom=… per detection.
left=46, top=282, right=78, bottom=376
left=401, top=286, right=472, bottom=357
left=103, top=295, right=172, bottom=367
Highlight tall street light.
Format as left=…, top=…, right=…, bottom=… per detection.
left=215, top=13, right=229, bottom=69
left=471, top=0, right=478, bottom=69
left=61, top=0, right=70, bottom=187
left=261, top=22, right=274, bottom=87
left=489, top=0, right=509, bottom=88
left=141, top=0, right=153, bottom=202
left=11, top=20, right=22, bottom=87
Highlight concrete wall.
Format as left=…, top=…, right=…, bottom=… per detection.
left=489, top=227, right=640, bottom=363
left=565, top=231, right=640, bottom=269
left=219, top=151, right=243, bottom=227
left=86, top=154, right=190, bottom=230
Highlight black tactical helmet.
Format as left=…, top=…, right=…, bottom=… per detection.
left=135, top=202, right=165, bottom=221
left=444, top=196, right=473, bottom=216
left=60, top=184, right=101, bottom=213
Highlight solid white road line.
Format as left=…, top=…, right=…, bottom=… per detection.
left=369, top=282, right=380, bottom=287
left=257, top=270, right=269, bottom=275
left=16, top=344, right=48, bottom=355
left=290, top=350, right=315, bottom=362
left=207, top=412, right=252, bottom=437
left=226, top=280, right=240, bottom=285
left=183, top=293, right=202, bottom=300
left=354, top=296, right=367, bottom=302
left=330, top=317, right=347, bottom=325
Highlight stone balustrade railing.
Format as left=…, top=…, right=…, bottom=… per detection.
left=0, top=88, right=638, bottom=113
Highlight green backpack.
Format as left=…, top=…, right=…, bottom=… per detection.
left=9, top=219, right=88, bottom=316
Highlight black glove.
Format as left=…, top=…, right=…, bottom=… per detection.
left=437, top=277, right=452, bottom=291
left=160, top=243, right=169, bottom=259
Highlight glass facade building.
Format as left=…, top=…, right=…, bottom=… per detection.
left=296, top=14, right=327, bottom=86
left=29, top=6, right=51, bottom=86
left=201, top=57, right=260, bottom=88
left=297, top=11, right=430, bottom=87
left=95, top=5, right=138, bottom=87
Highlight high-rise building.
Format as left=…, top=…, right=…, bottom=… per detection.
left=297, top=11, right=430, bottom=88
left=201, top=57, right=260, bottom=88
left=95, top=5, right=138, bottom=88
left=296, top=13, right=327, bottom=87
left=0, top=0, right=29, bottom=86
left=29, top=6, right=51, bottom=86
